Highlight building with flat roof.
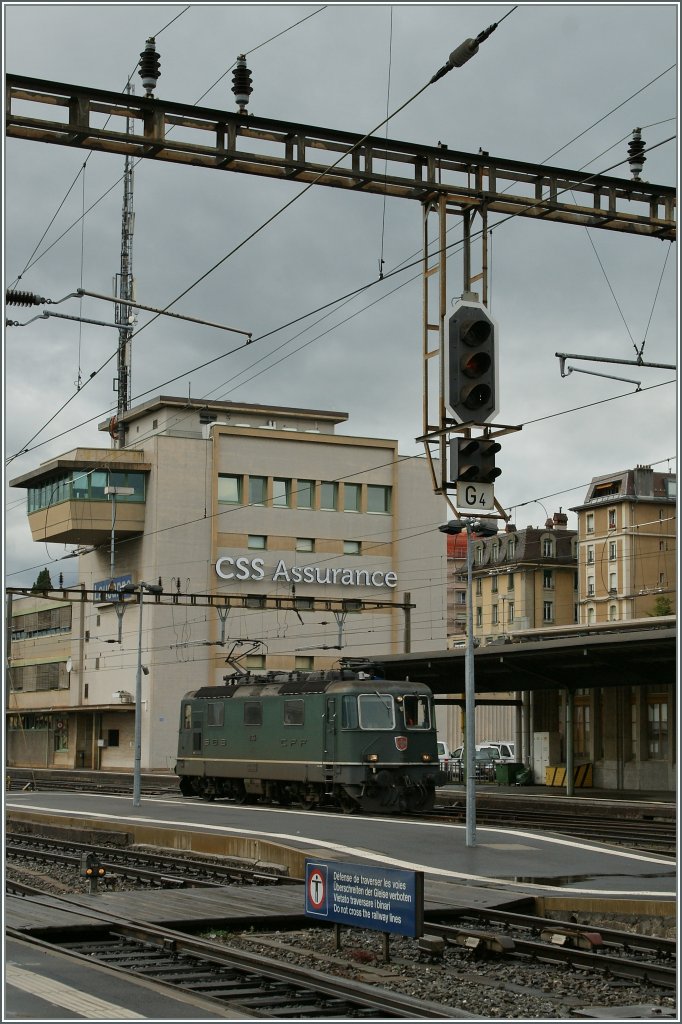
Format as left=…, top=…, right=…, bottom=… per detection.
left=8, top=396, right=448, bottom=771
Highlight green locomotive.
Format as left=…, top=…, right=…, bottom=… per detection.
left=175, top=670, right=444, bottom=813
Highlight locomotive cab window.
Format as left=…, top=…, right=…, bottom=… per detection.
left=243, top=701, right=262, bottom=726
left=283, top=699, right=304, bottom=725
left=207, top=702, right=224, bottom=727
left=401, top=695, right=430, bottom=729
left=182, top=705, right=191, bottom=729
left=358, top=693, right=395, bottom=730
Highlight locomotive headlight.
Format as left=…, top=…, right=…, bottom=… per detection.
left=365, top=753, right=379, bottom=762
left=421, top=753, right=433, bottom=762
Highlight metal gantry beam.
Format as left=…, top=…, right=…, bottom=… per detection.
left=5, top=75, right=676, bottom=239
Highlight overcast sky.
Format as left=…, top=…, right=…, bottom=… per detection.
left=3, top=2, right=678, bottom=589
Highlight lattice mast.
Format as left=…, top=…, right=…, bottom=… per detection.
left=113, top=84, right=135, bottom=448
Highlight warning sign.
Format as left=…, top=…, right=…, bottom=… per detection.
left=304, top=858, right=423, bottom=937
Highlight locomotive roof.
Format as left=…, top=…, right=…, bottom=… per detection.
left=183, top=670, right=433, bottom=701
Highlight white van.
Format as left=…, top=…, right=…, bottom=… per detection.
left=437, top=740, right=452, bottom=773
left=479, top=739, right=516, bottom=762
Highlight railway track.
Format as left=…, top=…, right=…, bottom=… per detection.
left=6, top=831, right=296, bottom=889
left=7, top=911, right=472, bottom=1019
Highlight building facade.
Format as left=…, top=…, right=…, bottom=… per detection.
left=7, top=397, right=448, bottom=771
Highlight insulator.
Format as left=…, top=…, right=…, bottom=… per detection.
left=231, top=54, right=253, bottom=114
left=139, top=36, right=161, bottom=97
left=627, top=127, right=646, bottom=181
left=6, top=289, right=45, bottom=306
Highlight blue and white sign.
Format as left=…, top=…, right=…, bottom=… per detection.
left=304, top=859, right=423, bottom=937
left=94, top=575, right=133, bottom=603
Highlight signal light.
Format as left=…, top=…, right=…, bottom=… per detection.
left=80, top=852, right=105, bottom=879
left=447, top=300, right=498, bottom=424
left=454, top=437, right=501, bottom=484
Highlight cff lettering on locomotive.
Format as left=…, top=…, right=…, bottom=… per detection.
left=175, top=670, right=445, bottom=813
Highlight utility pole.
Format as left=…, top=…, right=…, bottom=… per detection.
left=113, top=84, right=135, bottom=449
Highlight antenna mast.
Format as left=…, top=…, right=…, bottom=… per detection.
left=113, top=83, right=135, bottom=448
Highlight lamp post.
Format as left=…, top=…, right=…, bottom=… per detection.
left=121, top=581, right=163, bottom=807
left=104, top=484, right=134, bottom=580
left=440, top=518, right=497, bottom=846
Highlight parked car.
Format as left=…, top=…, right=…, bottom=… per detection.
left=450, top=744, right=500, bottom=782
left=479, top=739, right=516, bottom=762
left=437, top=740, right=453, bottom=779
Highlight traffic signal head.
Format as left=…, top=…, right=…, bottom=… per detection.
left=446, top=300, right=498, bottom=424
left=80, top=852, right=105, bottom=878
left=454, top=437, right=502, bottom=484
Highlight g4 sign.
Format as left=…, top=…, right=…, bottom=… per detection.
left=456, top=481, right=495, bottom=511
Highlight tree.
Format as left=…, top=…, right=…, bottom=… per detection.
left=31, top=568, right=53, bottom=593
left=648, top=596, right=673, bottom=617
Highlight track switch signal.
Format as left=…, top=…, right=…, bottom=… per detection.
left=455, top=437, right=501, bottom=484
left=81, top=852, right=106, bottom=882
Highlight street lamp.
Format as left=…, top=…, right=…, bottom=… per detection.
left=440, top=518, right=497, bottom=846
left=104, top=484, right=134, bottom=580
left=121, top=581, right=163, bottom=807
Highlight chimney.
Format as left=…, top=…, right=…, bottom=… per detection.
left=505, top=523, right=517, bottom=533
left=553, top=510, right=568, bottom=528
left=633, top=465, right=653, bottom=497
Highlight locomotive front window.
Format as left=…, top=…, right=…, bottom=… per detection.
left=283, top=699, right=304, bottom=725
left=243, top=701, right=262, bottom=726
left=402, top=695, right=430, bottom=729
left=358, top=693, right=395, bottom=730
left=207, top=702, right=224, bottom=727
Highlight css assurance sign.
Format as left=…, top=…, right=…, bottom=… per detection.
left=215, top=557, right=398, bottom=589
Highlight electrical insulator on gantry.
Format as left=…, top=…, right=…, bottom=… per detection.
left=139, top=36, right=161, bottom=97
left=232, top=54, right=253, bottom=114
left=627, top=127, right=646, bottom=181
left=6, top=290, right=47, bottom=306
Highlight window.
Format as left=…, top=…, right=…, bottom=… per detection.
left=456, top=592, right=466, bottom=605
left=543, top=569, right=553, bottom=589
left=587, top=576, right=595, bottom=596
left=491, top=542, right=500, bottom=560
left=586, top=513, right=594, bottom=534
left=343, top=540, right=361, bottom=555
left=402, top=695, right=430, bottom=729
left=608, top=508, right=617, bottom=529
left=507, top=538, right=516, bottom=557
left=609, top=541, right=617, bottom=560
left=507, top=602, right=515, bottom=624
left=54, top=726, right=68, bottom=752
left=293, top=596, right=314, bottom=611
left=283, top=699, right=305, bottom=725
left=491, top=576, right=498, bottom=593
left=248, top=535, right=266, bottom=549
left=296, top=537, right=314, bottom=552
left=587, top=605, right=596, bottom=624
left=609, top=572, right=617, bottom=592
left=344, top=483, right=361, bottom=512
left=574, top=700, right=591, bottom=758
left=367, top=485, right=391, bottom=514
left=272, top=478, right=291, bottom=507
left=475, top=545, right=484, bottom=564
left=543, top=538, right=554, bottom=557
left=574, top=571, right=579, bottom=590
left=647, top=695, right=668, bottom=758
left=207, top=702, right=224, bottom=727
left=218, top=474, right=242, bottom=503
left=665, top=479, right=676, bottom=498
left=295, top=655, right=314, bottom=670
left=107, top=729, right=120, bottom=748
left=608, top=604, right=618, bottom=621
left=296, top=479, right=315, bottom=509
left=245, top=653, right=265, bottom=669
left=507, top=572, right=514, bottom=591
left=586, top=545, right=594, bottom=564
left=492, top=605, right=499, bottom=625
left=543, top=600, right=553, bottom=622
left=475, top=579, right=482, bottom=595
left=320, top=481, right=338, bottom=510
left=342, top=695, right=359, bottom=728
left=249, top=476, right=267, bottom=505
left=358, top=693, right=395, bottom=729
left=183, top=705, right=192, bottom=729
left=476, top=607, right=482, bottom=627
left=243, top=701, right=262, bottom=726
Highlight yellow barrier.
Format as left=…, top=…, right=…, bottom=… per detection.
left=545, top=764, right=593, bottom=787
